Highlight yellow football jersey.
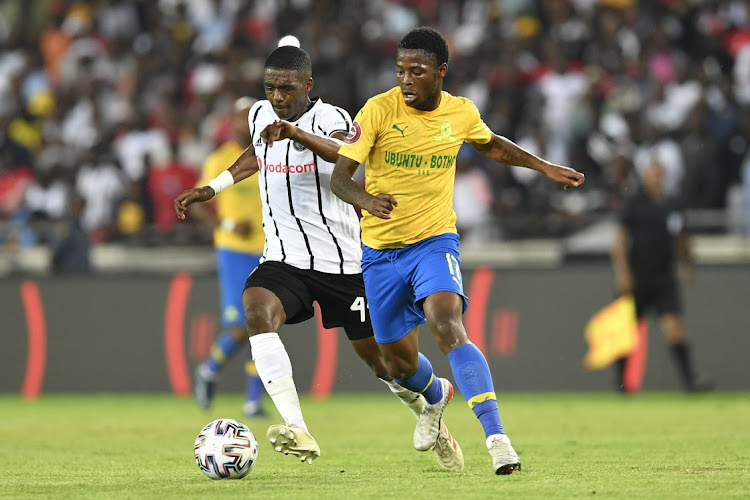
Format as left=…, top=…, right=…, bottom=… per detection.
left=198, top=141, right=265, bottom=254
left=338, top=86, right=493, bottom=249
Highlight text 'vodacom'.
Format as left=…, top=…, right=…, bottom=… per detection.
left=258, top=157, right=318, bottom=174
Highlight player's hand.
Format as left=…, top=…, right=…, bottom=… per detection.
left=363, top=193, right=398, bottom=219
left=543, top=163, right=585, bottom=189
left=261, top=120, right=296, bottom=147
left=174, top=186, right=215, bottom=220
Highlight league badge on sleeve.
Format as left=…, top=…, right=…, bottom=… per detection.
left=345, top=121, right=362, bottom=144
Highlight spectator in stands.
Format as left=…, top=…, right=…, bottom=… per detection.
left=453, top=146, right=496, bottom=247
left=50, top=195, right=91, bottom=274
left=145, top=148, right=199, bottom=241
left=0, top=0, right=748, bottom=250
left=75, top=146, right=126, bottom=242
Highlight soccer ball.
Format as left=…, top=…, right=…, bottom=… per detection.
left=194, top=419, right=259, bottom=479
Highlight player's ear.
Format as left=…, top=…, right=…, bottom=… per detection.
left=306, top=77, right=314, bottom=93
left=437, top=62, right=448, bottom=79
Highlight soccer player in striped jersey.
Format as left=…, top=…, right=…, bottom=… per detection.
left=331, top=27, right=585, bottom=475
left=175, top=41, right=464, bottom=470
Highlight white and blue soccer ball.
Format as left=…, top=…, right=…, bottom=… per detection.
left=194, top=419, right=259, bottom=479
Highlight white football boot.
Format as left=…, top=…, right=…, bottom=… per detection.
left=267, top=424, right=321, bottom=464
left=433, top=419, right=464, bottom=471
left=413, top=378, right=454, bottom=451
left=488, top=434, right=521, bottom=475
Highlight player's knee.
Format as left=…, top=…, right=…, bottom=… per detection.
left=426, top=313, right=466, bottom=349
left=244, top=305, right=282, bottom=334
left=385, top=356, right=418, bottom=380
left=367, top=361, right=390, bottom=379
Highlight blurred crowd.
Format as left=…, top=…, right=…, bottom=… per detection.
left=2, top=0, right=750, bottom=268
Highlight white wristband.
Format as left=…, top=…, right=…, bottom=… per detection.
left=206, top=170, right=235, bottom=196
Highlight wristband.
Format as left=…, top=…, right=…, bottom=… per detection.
left=207, top=170, right=235, bottom=196
left=220, top=219, right=236, bottom=232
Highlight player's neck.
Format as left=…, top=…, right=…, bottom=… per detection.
left=288, top=98, right=314, bottom=122
left=418, top=91, right=442, bottom=112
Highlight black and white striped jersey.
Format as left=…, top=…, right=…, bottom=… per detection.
left=248, top=97, right=362, bottom=274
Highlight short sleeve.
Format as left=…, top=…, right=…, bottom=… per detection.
left=317, top=105, right=352, bottom=138
left=464, top=100, right=493, bottom=144
left=337, top=99, right=383, bottom=164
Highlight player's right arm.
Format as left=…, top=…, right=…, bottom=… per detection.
left=470, top=134, right=585, bottom=189
left=174, top=146, right=259, bottom=220
left=330, top=156, right=397, bottom=219
left=261, top=120, right=344, bottom=163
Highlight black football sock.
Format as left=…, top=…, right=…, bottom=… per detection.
left=613, top=357, right=627, bottom=392
left=669, top=342, right=696, bottom=390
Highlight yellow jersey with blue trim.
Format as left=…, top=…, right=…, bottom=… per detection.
left=197, top=141, right=265, bottom=254
left=338, top=87, right=494, bottom=249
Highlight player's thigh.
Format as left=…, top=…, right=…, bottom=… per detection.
left=243, top=262, right=315, bottom=328
left=216, top=249, right=261, bottom=327
left=408, top=234, right=468, bottom=314
left=361, top=245, right=425, bottom=344
left=655, top=276, right=682, bottom=316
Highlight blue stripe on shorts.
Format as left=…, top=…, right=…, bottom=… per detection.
left=362, top=233, right=467, bottom=344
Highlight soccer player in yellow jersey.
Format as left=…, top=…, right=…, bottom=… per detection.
left=331, top=27, right=585, bottom=475
left=191, top=98, right=267, bottom=418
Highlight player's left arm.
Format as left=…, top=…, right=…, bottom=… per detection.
left=260, top=120, right=343, bottom=163
left=469, top=134, right=585, bottom=189
left=174, top=146, right=259, bottom=220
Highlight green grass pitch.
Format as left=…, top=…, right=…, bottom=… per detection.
left=1, top=392, right=748, bottom=499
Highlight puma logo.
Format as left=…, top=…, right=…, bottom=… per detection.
left=392, top=124, right=408, bottom=137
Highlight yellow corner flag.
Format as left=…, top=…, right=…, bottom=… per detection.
left=583, top=295, right=639, bottom=370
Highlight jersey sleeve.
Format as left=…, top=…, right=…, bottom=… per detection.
left=464, top=99, right=493, bottom=144
left=337, top=99, right=383, bottom=164
left=317, top=105, right=352, bottom=138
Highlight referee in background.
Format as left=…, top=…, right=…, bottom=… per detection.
left=611, top=159, right=711, bottom=393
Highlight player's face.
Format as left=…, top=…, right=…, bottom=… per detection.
left=643, top=161, right=665, bottom=196
left=395, top=49, right=447, bottom=111
left=263, top=68, right=313, bottom=121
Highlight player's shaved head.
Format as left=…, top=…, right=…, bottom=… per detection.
left=398, top=27, right=449, bottom=67
left=264, top=46, right=312, bottom=77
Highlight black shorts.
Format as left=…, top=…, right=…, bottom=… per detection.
left=633, top=274, right=682, bottom=318
left=243, top=261, right=374, bottom=341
